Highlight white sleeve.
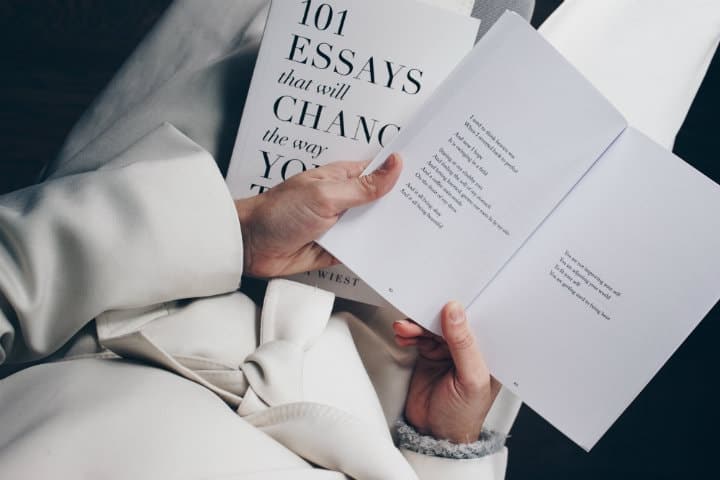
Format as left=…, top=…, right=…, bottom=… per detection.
left=397, top=387, right=522, bottom=480
left=397, top=416, right=510, bottom=480
left=402, top=448, right=508, bottom=480
left=0, top=123, right=243, bottom=364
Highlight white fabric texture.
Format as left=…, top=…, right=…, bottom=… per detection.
left=1, top=1, right=718, bottom=479
left=96, top=278, right=420, bottom=480
left=0, top=123, right=243, bottom=364
left=540, top=0, right=720, bottom=148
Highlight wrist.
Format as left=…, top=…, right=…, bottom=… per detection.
left=234, top=198, right=257, bottom=276
left=405, top=409, right=482, bottom=444
left=425, top=421, right=483, bottom=445
left=395, top=418, right=506, bottom=459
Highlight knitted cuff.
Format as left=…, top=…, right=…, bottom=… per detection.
left=395, top=418, right=506, bottom=459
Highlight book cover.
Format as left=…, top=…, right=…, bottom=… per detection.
left=226, top=0, right=479, bottom=304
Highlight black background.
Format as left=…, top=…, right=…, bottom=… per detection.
left=0, top=1, right=717, bottom=478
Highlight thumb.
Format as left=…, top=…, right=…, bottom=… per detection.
left=328, top=153, right=403, bottom=212
left=441, top=301, right=488, bottom=387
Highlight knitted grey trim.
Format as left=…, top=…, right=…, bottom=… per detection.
left=395, top=418, right=506, bottom=459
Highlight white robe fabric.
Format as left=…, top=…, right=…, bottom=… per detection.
left=1, top=1, right=718, bottom=479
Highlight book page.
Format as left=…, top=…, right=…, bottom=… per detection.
left=225, top=0, right=479, bottom=304
left=469, top=127, right=720, bottom=449
left=320, top=13, right=627, bottom=329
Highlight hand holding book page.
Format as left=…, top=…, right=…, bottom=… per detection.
left=320, top=12, right=720, bottom=450
left=225, top=0, right=479, bottom=304
left=469, top=127, right=720, bottom=450
left=320, top=12, right=627, bottom=331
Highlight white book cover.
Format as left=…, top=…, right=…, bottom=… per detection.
left=225, top=0, right=479, bottom=304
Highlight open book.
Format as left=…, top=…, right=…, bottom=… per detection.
left=225, top=0, right=479, bottom=304
left=320, top=12, right=720, bottom=450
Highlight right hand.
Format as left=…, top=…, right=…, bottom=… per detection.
left=393, top=301, right=501, bottom=443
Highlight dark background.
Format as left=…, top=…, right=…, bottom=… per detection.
left=0, top=1, right=717, bottom=478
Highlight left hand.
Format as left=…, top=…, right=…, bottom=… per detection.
left=393, top=301, right=501, bottom=443
left=234, top=154, right=402, bottom=277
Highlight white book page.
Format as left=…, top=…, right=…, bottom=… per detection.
left=225, top=0, right=479, bottom=304
left=320, top=13, right=627, bottom=330
left=469, top=127, right=720, bottom=450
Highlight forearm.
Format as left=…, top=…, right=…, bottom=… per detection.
left=0, top=124, right=243, bottom=364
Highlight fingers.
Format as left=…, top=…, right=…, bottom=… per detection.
left=395, top=335, right=419, bottom=347
left=393, top=319, right=451, bottom=360
left=323, top=154, right=403, bottom=212
left=392, top=319, right=427, bottom=339
left=320, top=159, right=372, bottom=180
left=392, top=319, right=426, bottom=347
left=440, top=301, right=489, bottom=386
left=305, top=246, right=339, bottom=271
left=278, top=243, right=338, bottom=276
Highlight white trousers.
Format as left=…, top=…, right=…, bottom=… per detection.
left=540, top=0, right=719, bottom=149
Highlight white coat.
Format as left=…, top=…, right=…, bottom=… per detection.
left=1, top=1, right=717, bottom=479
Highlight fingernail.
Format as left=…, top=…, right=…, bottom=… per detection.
left=378, top=153, right=398, bottom=173
left=448, top=301, right=465, bottom=324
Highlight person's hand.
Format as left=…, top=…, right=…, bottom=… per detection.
left=234, top=154, right=402, bottom=277
left=393, top=301, right=501, bottom=444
